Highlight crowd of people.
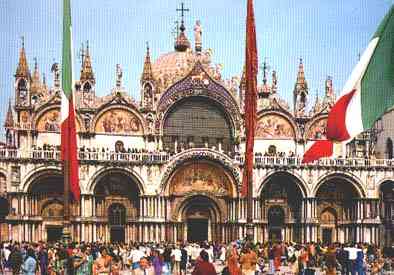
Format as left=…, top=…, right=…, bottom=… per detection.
left=0, top=240, right=393, bottom=275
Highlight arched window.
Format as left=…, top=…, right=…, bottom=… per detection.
left=108, top=203, right=126, bottom=226
left=83, top=82, right=91, bottom=92
left=268, top=145, right=277, bottom=156
left=115, top=140, right=125, bottom=153
left=386, top=138, right=393, bottom=159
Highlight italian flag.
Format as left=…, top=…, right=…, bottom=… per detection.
left=303, top=5, right=394, bottom=163
left=61, top=0, right=80, bottom=201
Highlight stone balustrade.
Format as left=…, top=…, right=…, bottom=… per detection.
left=0, top=147, right=393, bottom=167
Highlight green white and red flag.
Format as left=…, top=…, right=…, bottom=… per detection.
left=61, top=0, right=80, bottom=201
left=303, top=5, right=394, bottom=163
left=242, top=0, right=258, bottom=196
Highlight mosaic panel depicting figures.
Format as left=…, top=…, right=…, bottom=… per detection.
left=255, top=114, right=295, bottom=139
left=169, top=163, right=232, bottom=196
left=36, top=109, right=80, bottom=132
left=307, top=118, right=327, bottom=140
left=95, top=109, right=142, bottom=135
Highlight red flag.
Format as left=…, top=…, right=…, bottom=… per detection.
left=241, top=0, right=258, bottom=197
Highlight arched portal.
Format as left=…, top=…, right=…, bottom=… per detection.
left=260, top=172, right=306, bottom=242
left=93, top=170, right=140, bottom=242
left=177, top=195, right=222, bottom=242
left=380, top=181, right=394, bottom=246
left=163, top=97, right=234, bottom=154
left=108, top=203, right=126, bottom=243
left=28, top=172, right=65, bottom=242
left=319, top=208, right=337, bottom=245
left=316, top=177, right=361, bottom=243
left=268, top=206, right=285, bottom=241
left=386, top=138, right=393, bottom=159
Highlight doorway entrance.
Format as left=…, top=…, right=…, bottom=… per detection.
left=187, top=219, right=208, bottom=242
left=322, top=228, right=332, bottom=244
left=110, top=226, right=125, bottom=243
left=268, top=206, right=285, bottom=241
left=47, top=227, right=63, bottom=242
left=108, top=203, right=126, bottom=243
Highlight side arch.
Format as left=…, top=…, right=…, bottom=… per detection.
left=86, top=167, right=145, bottom=195
left=21, top=166, right=62, bottom=193
left=312, top=172, right=366, bottom=198
left=257, top=170, right=308, bottom=198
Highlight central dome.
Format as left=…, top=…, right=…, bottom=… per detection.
left=152, top=49, right=213, bottom=92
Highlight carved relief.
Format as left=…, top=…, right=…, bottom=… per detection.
left=95, top=109, right=142, bottom=134
left=255, top=114, right=295, bottom=139
left=307, top=118, right=327, bottom=140
left=169, top=162, right=232, bottom=196
left=36, top=109, right=60, bottom=132
left=42, top=201, right=63, bottom=218
left=36, top=109, right=81, bottom=132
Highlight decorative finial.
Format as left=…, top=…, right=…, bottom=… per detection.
left=262, top=58, right=268, bottom=85
left=176, top=2, right=189, bottom=31
left=174, top=3, right=191, bottom=51
left=21, top=36, right=25, bottom=48
left=194, top=20, right=202, bottom=52
left=116, top=64, right=123, bottom=88
left=43, top=73, right=46, bottom=84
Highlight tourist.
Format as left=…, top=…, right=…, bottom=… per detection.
left=324, top=243, right=337, bottom=275
left=239, top=243, right=257, bottom=275
left=152, top=249, right=164, bottom=275
left=38, top=245, right=49, bottom=275
left=162, top=247, right=172, bottom=275
left=273, top=241, right=283, bottom=272
left=134, top=257, right=155, bottom=275
left=21, top=248, right=37, bottom=275
left=171, top=244, right=182, bottom=274
left=74, top=246, right=94, bottom=275
left=354, top=244, right=366, bottom=275
left=9, top=244, right=23, bottom=275
left=225, top=244, right=241, bottom=275
left=93, top=246, right=112, bottom=275
left=180, top=245, right=188, bottom=275
left=191, top=250, right=216, bottom=275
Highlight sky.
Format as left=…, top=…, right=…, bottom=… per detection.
left=0, top=0, right=393, bottom=137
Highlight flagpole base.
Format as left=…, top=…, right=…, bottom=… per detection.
left=246, top=223, right=254, bottom=242
left=62, top=224, right=71, bottom=245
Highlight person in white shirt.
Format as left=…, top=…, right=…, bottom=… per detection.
left=171, top=245, right=182, bottom=274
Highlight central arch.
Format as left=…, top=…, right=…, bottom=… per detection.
left=260, top=171, right=306, bottom=242
left=173, top=195, right=224, bottom=242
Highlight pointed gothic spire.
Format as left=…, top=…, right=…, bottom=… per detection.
left=31, top=57, right=42, bottom=94
left=262, top=59, right=268, bottom=85
left=312, top=90, right=321, bottom=113
left=42, top=73, right=48, bottom=92
left=80, top=41, right=95, bottom=84
left=4, top=100, right=14, bottom=128
left=174, top=3, right=191, bottom=52
left=295, top=58, right=308, bottom=92
left=141, top=42, right=154, bottom=83
left=15, top=36, right=30, bottom=78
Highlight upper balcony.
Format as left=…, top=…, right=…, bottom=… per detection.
left=0, top=147, right=393, bottom=168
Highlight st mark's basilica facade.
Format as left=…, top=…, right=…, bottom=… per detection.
left=0, top=18, right=393, bottom=247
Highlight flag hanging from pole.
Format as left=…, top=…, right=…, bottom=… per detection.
left=61, top=0, right=80, bottom=201
left=242, top=0, right=258, bottom=197
left=303, top=5, right=394, bottom=163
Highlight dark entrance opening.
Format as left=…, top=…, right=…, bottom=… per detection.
left=187, top=219, right=208, bottom=242
left=108, top=203, right=126, bottom=243
left=268, top=206, right=285, bottom=241
left=322, top=228, right=332, bottom=245
left=110, top=227, right=125, bottom=243
left=47, top=227, right=63, bottom=242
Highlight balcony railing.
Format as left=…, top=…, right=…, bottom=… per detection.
left=0, top=148, right=393, bottom=167
left=234, top=155, right=394, bottom=167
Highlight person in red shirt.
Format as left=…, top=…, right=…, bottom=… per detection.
left=192, top=250, right=216, bottom=275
